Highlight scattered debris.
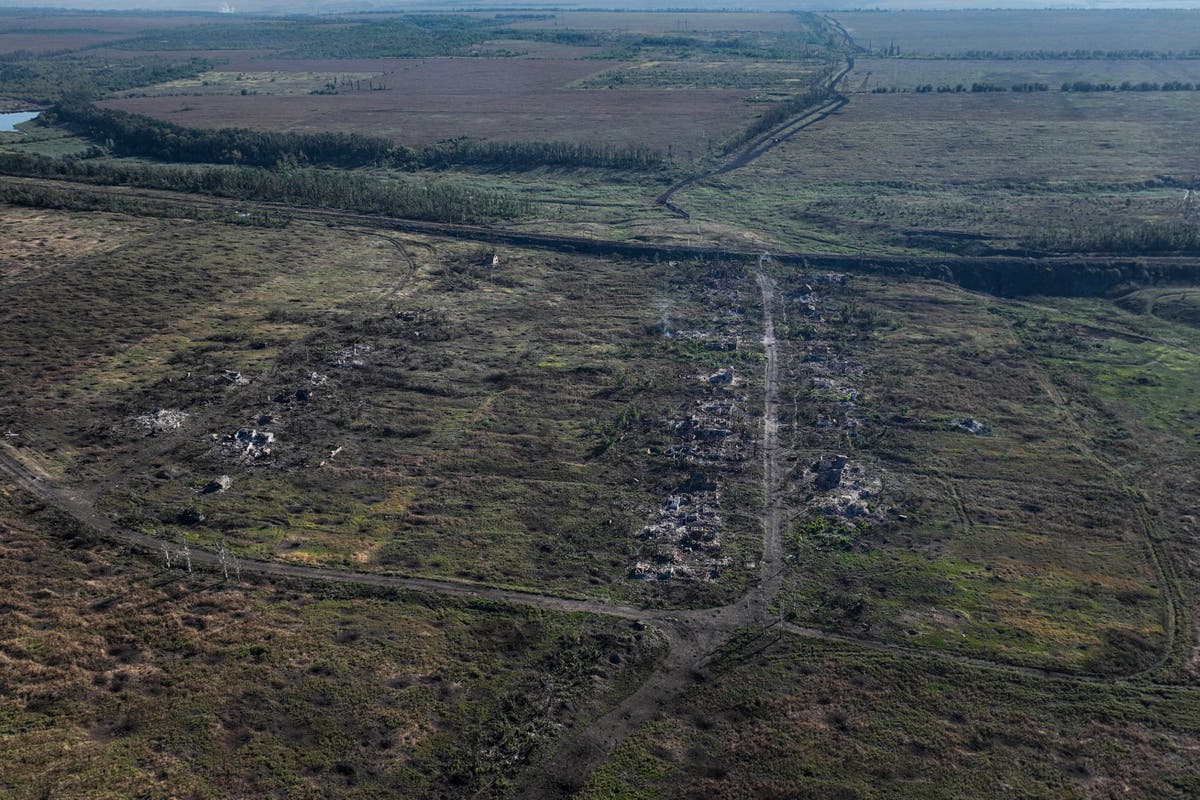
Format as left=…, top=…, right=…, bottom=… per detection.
left=673, top=329, right=739, bottom=351
left=814, top=454, right=848, bottom=491
left=220, top=427, right=276, bottom=461
left=202, top=475, right=232, bottom=494
left=633, top=270, right=748, bottom=582
left=790, top=273, right=890, bottom=526
left=178, top=509, right=206, bottom=525
left=128, top=408, right=189, bottom=434
left=307, top=371, right=328, bottom=386
left=706, top=367, right=735, bottom=385
left=951, top=417, right=989, bottom=435
left=331, top=343, right=372, bottom=369
left=221, top=370, right=250, bottom=387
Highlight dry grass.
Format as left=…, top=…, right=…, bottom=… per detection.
left=101, top=56, right=758, bottom=151
left=0, top=488, right=663, bottom=799
left=834, top=9, right=1200, bottom=55
left=579, top=634, right=1200, bottom=799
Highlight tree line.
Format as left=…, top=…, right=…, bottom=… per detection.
left=907, top=82, right=1038, bottom=93
left=47, top=102, right=665, bottom=172
left=47, top=103, right=403, bottom=168
left=873, top=49, right=1200, bottom=60
left=1062, top=80, right=1198, bottom=92
left=0, top=151, right=531, bottom=223
left=420, top=138, right=663, bottom=171
left=0, top=56, right=210, bottom=103
left=729, top=82, right=837, bottom=151
left=1027, top=221, right=1200, bottom=254
left=875, top=81, right=1196, bottom=94
left=0, top=179, right=288, bottom=227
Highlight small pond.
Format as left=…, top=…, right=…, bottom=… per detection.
left=0, top=111, right=39, bottom=132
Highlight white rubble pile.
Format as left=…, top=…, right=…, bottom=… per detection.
left=129, top=408, right=189, bottom=433
left=331, top=343, right=372, bottom=369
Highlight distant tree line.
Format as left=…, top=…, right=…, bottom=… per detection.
left=875, top=81, right=1196, bottom=94
left=874, top=49, right=1200, bottom=60
left=1061, top=80, right=1199, bottom=92
left=0, top=55, right=211, bottom=103
left=908, top=82, right=1030, bottom=93
left=0, top=151, right=531, bottom=223
left=0, top=179, right=287, bottom=226
left=47, top=103, right=665, bottom=172
left=47, top=103, right=406, bottom=168
left=420, top=138, right=664, bottom=171
left=1027, top=221, right=1200, bottom=254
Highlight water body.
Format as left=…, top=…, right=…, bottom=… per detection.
left=0, top=112, right=39, bottom=132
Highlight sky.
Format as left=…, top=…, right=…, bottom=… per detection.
left=3, top=0, right=1200, bottom=13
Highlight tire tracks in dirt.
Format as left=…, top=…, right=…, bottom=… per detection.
left=994, top=314, right=1190, bottom=679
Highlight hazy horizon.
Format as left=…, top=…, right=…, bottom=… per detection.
left=5, top=0, right=1200, bottom=16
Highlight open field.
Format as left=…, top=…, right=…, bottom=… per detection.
left=676, top=91, right=1200, bottom=255
left=850, top=56, right=1200, bottom=92
left=0, top=488, right=663, bottom=799
left=493, top=11, right=809, bottom=34
left=580, top=634, right=1200, bottom=799
left=0, top=32, right=127, bottom=53
left=834, top=9, right=1200, bottom=55
left=85, top=11, right=841, bottom=151
left=101, top=57, right=756, bottom=151
left=0, top=11, right=261, bottom=53
left=0, top=205, right=160, bottom=281
left=769, top=271, right=1174, bottom=672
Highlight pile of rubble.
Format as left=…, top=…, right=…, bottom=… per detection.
left=631, top=475, right=729, bottom=581
left=951, top=417, right=989, bottom=435
left=633, top=376, right=746, bottom=580
left=632, top=271, right=754, bottom=581
left=218, top=427, right=276, bottom=462
left=331, top=343, right=372, bottom=369
left=807, top=454, right=882, bottom=520
left=792, top=275, right=887, bottom=523
left=128, top=408, right=189, bottom=434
